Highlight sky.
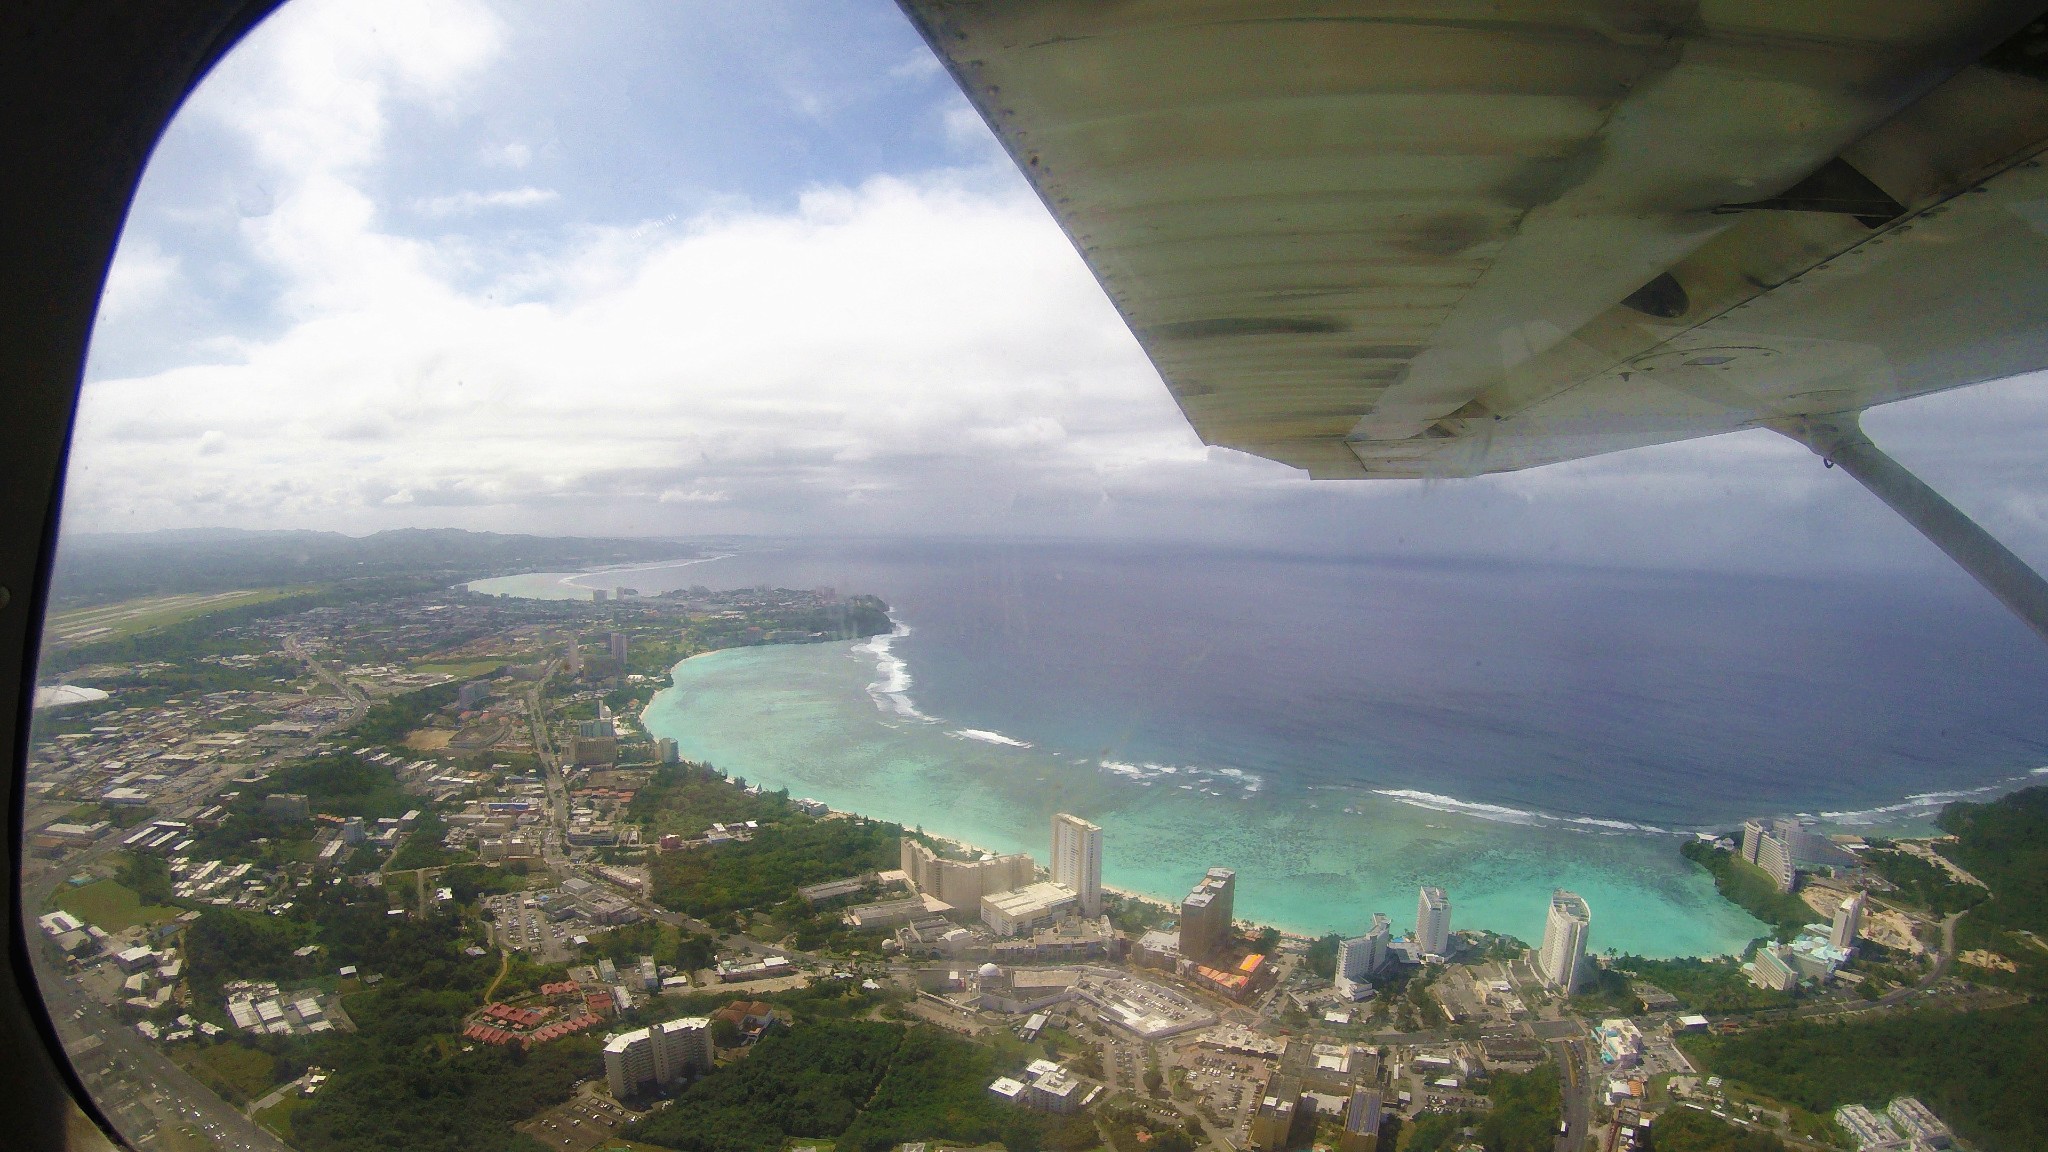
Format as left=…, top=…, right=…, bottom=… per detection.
left=64, top=0, right=2048, bottom=583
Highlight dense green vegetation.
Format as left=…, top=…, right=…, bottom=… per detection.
left=628, top=763, right=797, bottom=837
left=1401, top=1110, right=1475, bottom=1152
left=264, top=752, right=418, bottom=818
left=681, top=594, right=892, bottom=650
left=387, top=810, right=456, bottom=870
left=580, top=918, right=717, bottom=975
left=1475, top=1063, right=1562, bottom=1152
left=1399, top=1064, right=1560, bottom=1152
left=185, top=908, right=319, bottom=1006
left=1680, top=841, right=1816, bottom=942
left=630, top=1021, right=1039, bottom=1152
left=1304, top=933, right=1341, bottom=980
left=1645, top=1107, right=1786, bottom=1152
left=1861, top=846, right=1988, bottom=917
left=1938, top=788, right=2048, bottom=990
left=630, top=1020, right=905, bottom=1152
left=649, top=816, right=902, bottom=921
left=356, top=681, right=464, bottom=745
left=1610, top=956, right=1793, bottom=1014
left=292, top=1021, right=599, bottom=1152
left=836, top=1027, right=1030, bottom=1152
left=1687, top=1002, right=2048, bottom=1152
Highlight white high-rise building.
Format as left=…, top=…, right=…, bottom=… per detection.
left=604, top=1016, right=713, bottom=1100
left=1831, top=890, right=1865, bottom=951
left=1334, top=913, right=1392, bottom=998
left=1051, top=812, right=1104, bottom=917
left=1416, top=886, right=1450, bottom=957
left=1537, top=890, right=1591, bottom=993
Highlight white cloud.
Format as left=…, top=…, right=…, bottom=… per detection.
left=413, top=187, right=560, bottom=216
left=64, top=0, right=2048, bottom=583
left=889, top=50, right=943, bottom=80
left=481, top=141, right=532, bottom=169
left=70, top=166, right=1194, bottom=536
left=96, top=237, right=181, bottom=322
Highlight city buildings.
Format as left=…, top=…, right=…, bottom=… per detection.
left=1334, top=915, right=1391, bottom=1001
left=1536, top=890, right=1591, bottom=992
left=1050, top=812, right=1103, bottom=917
left=609, top=632, right=628, bottom=665
left=1831, top=890, right=1865, bottom=951
left=1748, top=945, right=1799, bottom=992
left=900, top=838, right=1036, bottom=912
left=1741, top=818, right=1809, bottom=892
left=1834, top=1098, right=1954, bottom=1151
left=1338, top=1087, right=1383, bottom=1152
left=982, top=882, right=1078, bottom=937
left=1887, top=1097, right=1954, bottom=1148
left=603, top=1016, right=713, bottom=1100
left=1416, top=886, right=1450, bottom=957
left=1179, top=868, right=1237, bottom=964
left=262, top=792, right=309, bottom=821
left=1249, top=1074, right=1306, bottom=1151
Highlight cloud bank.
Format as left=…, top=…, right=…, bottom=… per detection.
left=68, top=0, right=2048, bottom=581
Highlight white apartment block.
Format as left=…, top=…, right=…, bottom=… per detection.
left=604, top=1016, right=712, bottom=1100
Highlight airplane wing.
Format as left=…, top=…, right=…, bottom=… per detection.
left=898, top=2, right=2048, bottom=479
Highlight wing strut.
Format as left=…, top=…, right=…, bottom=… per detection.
left=1772, top=412, right=2048, bottom=646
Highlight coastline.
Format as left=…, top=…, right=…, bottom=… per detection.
left=635, top=640, right=1774, bottom=957
left=630, top=638, right=2040, bottom=959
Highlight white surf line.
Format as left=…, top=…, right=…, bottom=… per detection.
left=557, top=553, right=736, bottom=590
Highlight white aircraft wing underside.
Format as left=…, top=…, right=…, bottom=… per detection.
left=898, top=1, right=2048, bottom=478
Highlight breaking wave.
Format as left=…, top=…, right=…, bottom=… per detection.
left=1370, top=789, right=1672, bottom=835
left=1099, top=758, right=1263, bottom=795
left=856, top=619, right=930, bottom=722
left=954, top=728, right=1033, bottom=748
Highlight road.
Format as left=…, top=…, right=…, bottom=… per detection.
left=35, top=957, right=293, bottom=1152
left=280, top=634, right=368, bottom=733
left=1553, top=1036, right=1593, bottom=1152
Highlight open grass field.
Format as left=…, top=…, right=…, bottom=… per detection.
left=413, top=659, right=511, bottom=679
left=175, top=1042, right=282, bottom=1106
left=255, top=1093, right=308, bottom=1139
left=45, top=587, right=300, bottom=648
left=54, top=878, right=180, bottom=933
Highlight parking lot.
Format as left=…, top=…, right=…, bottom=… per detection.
left=1172, top=1048, right=1263, bottom=1125
left=515, top=1093, right=635, bottom=1152
left=484, top=894, right=577, bottom=962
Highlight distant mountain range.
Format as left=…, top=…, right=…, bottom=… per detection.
left=50, top=528, right=703, bottom=603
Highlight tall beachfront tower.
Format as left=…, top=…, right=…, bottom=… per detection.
left=1831, top=890, right=1865, bottom=951
left=1416, top=886, right=1451, bottom=956
left=1180, top=868, right=1237, bottom=964
left=1537, top=889, right=1591, bottom=993
left=1051, top=812, right=1104, bottom=917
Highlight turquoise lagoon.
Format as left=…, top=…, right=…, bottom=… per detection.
left=640, top=635, right=1771, bottom=958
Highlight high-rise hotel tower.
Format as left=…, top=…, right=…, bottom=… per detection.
left=1051, top=812, right=1104, bottom=917
left=1537, top=889, right=1591, bottom=993
left=1416, top=886, right=1450, bottom=957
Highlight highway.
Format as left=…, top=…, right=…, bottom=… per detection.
left=34, top=941, right=293, bottom=1152
left=1553, top=1036, right=1593, bottom=1152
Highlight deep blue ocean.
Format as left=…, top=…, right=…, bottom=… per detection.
left=545, top=538, right=2048, bottom=828
left=475, top=539, right=2048, bottom=951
